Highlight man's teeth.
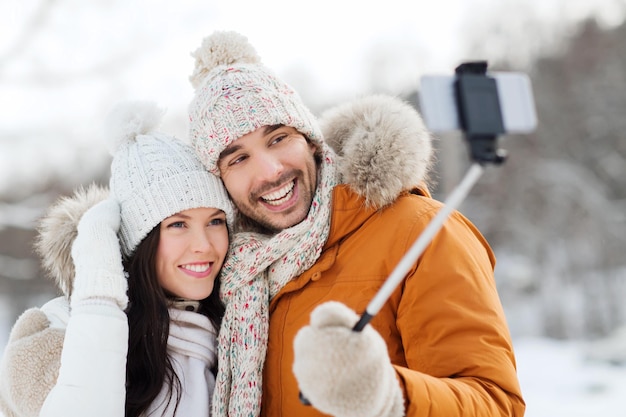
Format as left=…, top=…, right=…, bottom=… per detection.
left=262, top=182, right=294, bottom=206
left=182, top=263, right=210, bottom=273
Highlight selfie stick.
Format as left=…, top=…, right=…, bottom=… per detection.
left=352, top=162, right=486, bottom=330
left=300, top=61, right=508, bottom=405
left=353, top=61, right=508, bottom=331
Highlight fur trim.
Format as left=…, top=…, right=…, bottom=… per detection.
left=34, top=184, right=109, bottom=296
left=320, top=94, right=434, bottom=208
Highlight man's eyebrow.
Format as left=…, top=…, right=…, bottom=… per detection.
left=264, top=124, right=283, bottom=134
left=219, top=143, right=241, bottom=161
left=218, top=125, right=285, bottom=161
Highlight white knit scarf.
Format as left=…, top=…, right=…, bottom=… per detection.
left=212, top=144, right=338, bottom=417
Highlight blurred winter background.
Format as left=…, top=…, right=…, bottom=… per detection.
left=2, top=0, right=626, bottom=415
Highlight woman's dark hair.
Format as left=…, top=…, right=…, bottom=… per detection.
left=123, top=225, right=225, bottom=417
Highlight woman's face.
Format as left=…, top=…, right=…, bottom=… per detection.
left=155, top=207, right=229, bottom=300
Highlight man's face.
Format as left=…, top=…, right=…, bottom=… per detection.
left=218, top=125, right=318, bottom=233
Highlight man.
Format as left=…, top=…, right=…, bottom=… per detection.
left=188, top=30, right=525, bottom=417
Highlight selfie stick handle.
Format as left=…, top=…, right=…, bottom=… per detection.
left=352, top=162, right=483, bottom=330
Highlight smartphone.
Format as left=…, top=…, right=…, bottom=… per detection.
left=419, top=71, right=538, bottom=134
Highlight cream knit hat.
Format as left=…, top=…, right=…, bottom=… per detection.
left=105, top=100, right=235, bottom=256
left=188, top=30, right=323, bottom=175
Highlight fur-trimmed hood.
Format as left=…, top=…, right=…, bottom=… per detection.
left=36, top=94, right=434, bottom=296
left=320, top=94, right=433, bottom=207
left=35, top=184, right=109, bottom=297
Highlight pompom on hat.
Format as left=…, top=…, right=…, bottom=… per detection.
left=188, top=31, right=323, bottom=175
left=104, top=100, right=235, bottom=256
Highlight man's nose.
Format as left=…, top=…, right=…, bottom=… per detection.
left=253, top=153, right=284, bottom=182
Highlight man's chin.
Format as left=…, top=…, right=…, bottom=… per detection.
left=247, top=207, right=308, bottom=233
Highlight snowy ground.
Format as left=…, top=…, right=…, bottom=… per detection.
left=515, top=337, right=626, bottom=417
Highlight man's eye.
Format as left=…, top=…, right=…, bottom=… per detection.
left=271, top=134, right=287, bottom=145
left=229, top=154, right=247, bottom=166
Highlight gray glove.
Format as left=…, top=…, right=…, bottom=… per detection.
left=70, top=197, right=127, bottom=309
left=293, top=301, right=405, bottom=417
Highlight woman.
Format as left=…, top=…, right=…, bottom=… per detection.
left=0, top=101, right=234, bottom=416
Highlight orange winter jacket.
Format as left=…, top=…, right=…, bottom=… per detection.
left=261, top=184, right=525, bottom=417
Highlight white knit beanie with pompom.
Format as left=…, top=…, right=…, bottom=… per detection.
left=187, top=31, right=323, bottom=175
left=105, top=100, right=235, bottom=256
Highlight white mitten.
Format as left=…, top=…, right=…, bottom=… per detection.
left=71, top=197, right=128, bottom=309
left=293, top=301, right=405, bottom=417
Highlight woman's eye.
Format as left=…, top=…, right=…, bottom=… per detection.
left=168, top=221, right=185, bottom=228
left=209, top=218, right=226, bottom=226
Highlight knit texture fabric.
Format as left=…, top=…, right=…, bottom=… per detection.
left=146, top=307, right=218, bottom=416
left=293, top=302, right=405, bottom=417
left=188, top=31, right=323, bottom=175
left=212, top=144, right=338, bottom=417
left=70, top=198, right=128, bottom=309
left=105, top=101, right=235, bottom=256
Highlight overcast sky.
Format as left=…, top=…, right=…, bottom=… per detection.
left=2, top=0, right=623, bottom=125
left=0, top=0, right=625, bottom=198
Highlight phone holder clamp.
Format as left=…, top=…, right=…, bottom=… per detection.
left=454, top=61, right=508, bottom=165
